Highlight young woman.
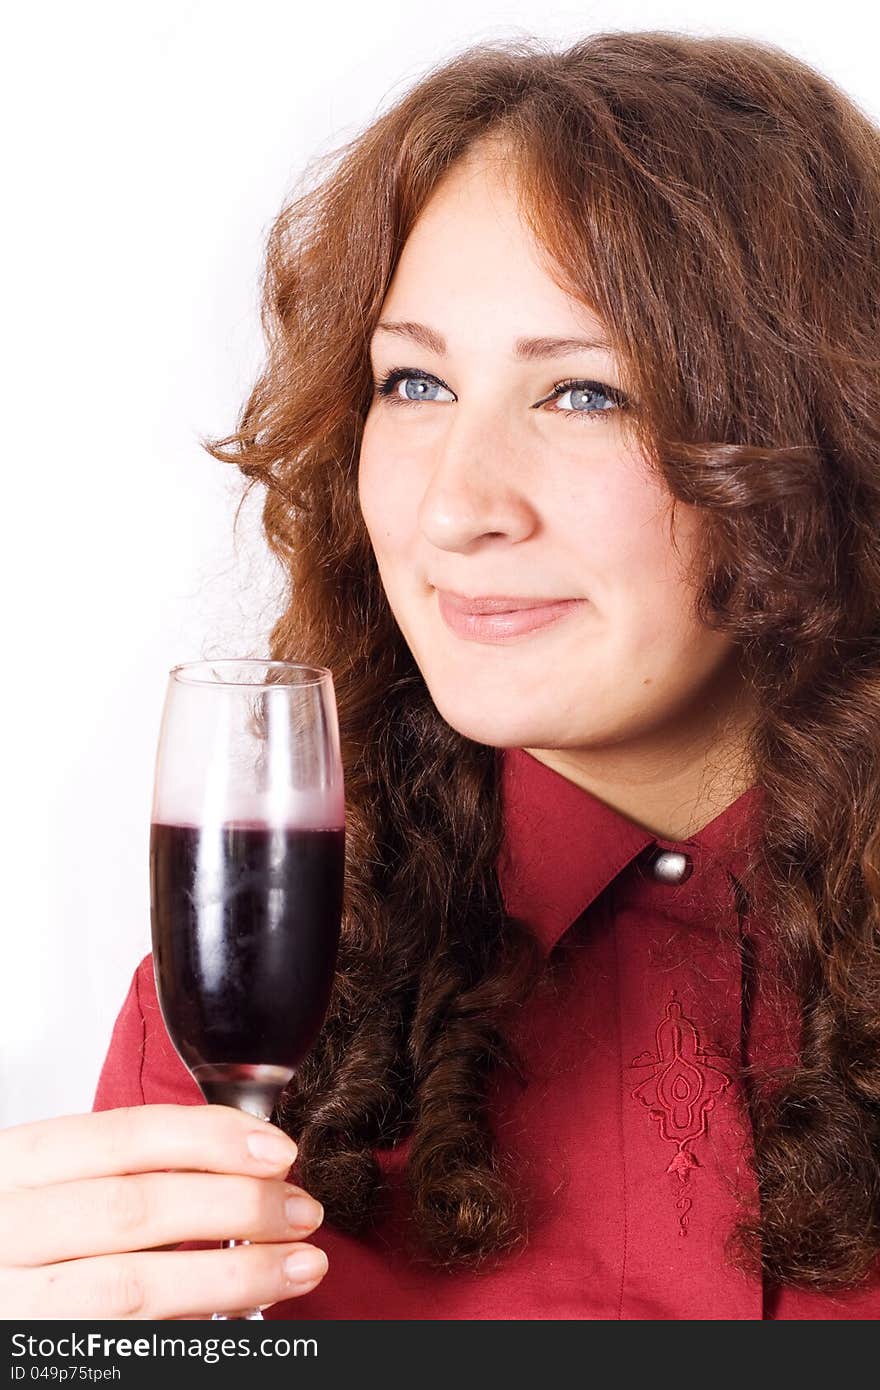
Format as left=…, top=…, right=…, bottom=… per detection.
left=4, top=28, right=880, bottom=1320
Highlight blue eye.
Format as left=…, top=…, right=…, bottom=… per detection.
left=372, top=367, right=629, bottom=423
left=375, top=370, right=455, bottom=405
left=548, top=380, right=623, bottom=420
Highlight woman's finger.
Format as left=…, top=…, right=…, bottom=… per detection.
left=0, top=1171, right=323, bottom=1266
left=0, top=1105, right=297, bottom=1190
left=1, top=1240, right=329, bottom=1321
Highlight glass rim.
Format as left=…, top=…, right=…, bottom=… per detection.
left=169, top=659, right=333, bottom=689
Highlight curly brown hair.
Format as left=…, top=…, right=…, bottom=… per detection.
left=205, top=29, right=880, bottom=1291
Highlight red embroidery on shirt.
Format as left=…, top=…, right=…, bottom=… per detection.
left=628, top=990, right=732, bottom=1236
left=675, top=1194, right=692, bottom=1233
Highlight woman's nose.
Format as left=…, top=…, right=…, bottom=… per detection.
left=417, top=414, right=537, bottom=552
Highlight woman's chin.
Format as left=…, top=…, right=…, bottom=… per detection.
left=429, top=698, right=559, bottom=751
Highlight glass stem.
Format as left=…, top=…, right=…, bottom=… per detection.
left=210, top=1098, right=274, bottom=1321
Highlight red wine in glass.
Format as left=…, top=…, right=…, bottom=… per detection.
left=150, top=821, right=344, bottom=1112
left=149, top=660, right=345, bottom=1320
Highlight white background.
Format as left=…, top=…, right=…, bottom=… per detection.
left=2, top=0, right=876, bottom=1128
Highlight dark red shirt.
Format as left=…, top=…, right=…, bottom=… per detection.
left=93, top=747, right=880, bottom=1318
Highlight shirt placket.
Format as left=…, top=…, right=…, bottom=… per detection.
left=611, top=850, right=765, bottom=1320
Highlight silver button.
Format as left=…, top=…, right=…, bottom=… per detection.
left=648, top=849, right=693, bottom=885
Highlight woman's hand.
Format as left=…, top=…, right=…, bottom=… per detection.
left=0, top=1104, right=328, bottom=1319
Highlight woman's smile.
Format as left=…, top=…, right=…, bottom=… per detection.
left=435, top=586, right=587, bottom=643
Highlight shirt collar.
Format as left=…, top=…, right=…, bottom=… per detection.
left=497, top=746, right=763, bottom=955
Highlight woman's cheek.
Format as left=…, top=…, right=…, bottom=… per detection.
left=359, top=438, right=413, bottom=551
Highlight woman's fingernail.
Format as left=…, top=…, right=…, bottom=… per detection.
left=283, top=1248, right=329, bottom=1284
left=285, top=1195, right=323, bottom=1229
left=247, top=1130, right=298, bottom=1165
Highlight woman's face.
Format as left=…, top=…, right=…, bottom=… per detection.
left=358, top=144, right=746, bottom=764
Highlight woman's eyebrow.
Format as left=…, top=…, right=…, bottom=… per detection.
left=372, top=319, right=613, bottom=360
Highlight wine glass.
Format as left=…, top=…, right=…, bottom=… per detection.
left=148, top=659, right=345, bottom=1320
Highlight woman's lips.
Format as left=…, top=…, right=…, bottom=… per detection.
left=435, top=588, right=586, bottom=643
